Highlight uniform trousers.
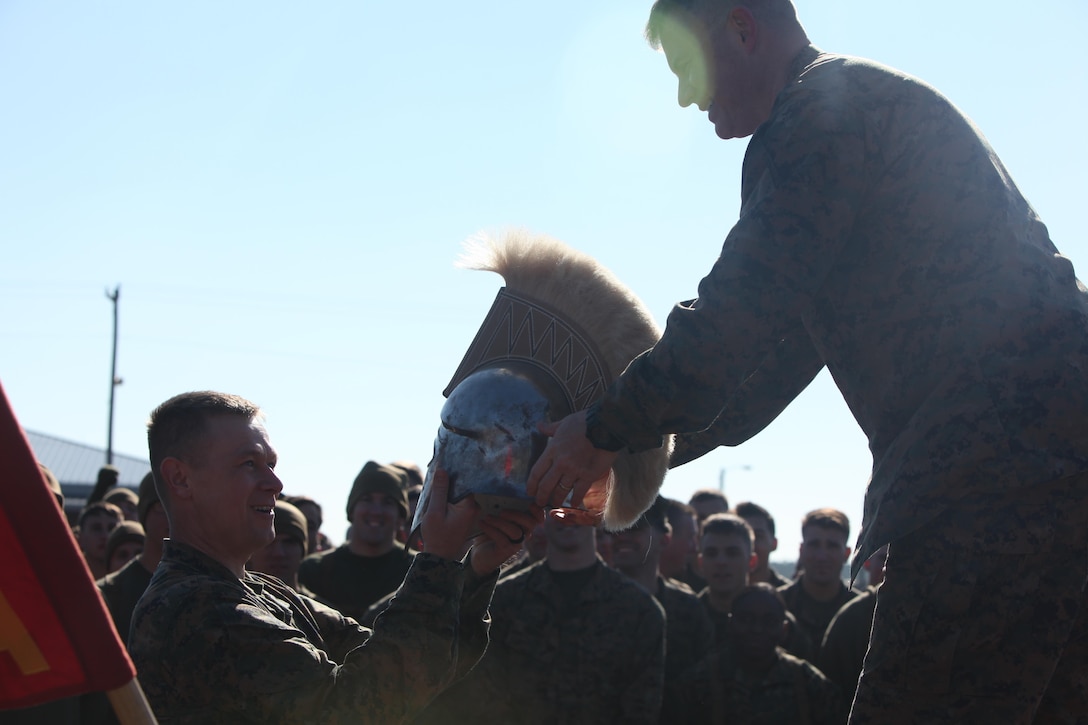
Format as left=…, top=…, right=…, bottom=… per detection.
left=850, top=473, right=1088, bottom=724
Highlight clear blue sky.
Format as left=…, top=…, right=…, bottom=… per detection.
left=3, top=1, right=1085, bottom=561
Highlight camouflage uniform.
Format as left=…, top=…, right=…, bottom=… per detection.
left=130, top=540, right=495, bottom=724
left=699, top=588, right=815, bottom=663
left=851, top=473, right=1088, bottom=723
left=297, top=541, right=414, bottom=621
left=816, top=587, right=876, bottom=703
left=419, top=558, right=666, bottom=724
left=97, top=556, right=153, bottom=647
left=673, top=564, right=707, bottom=593
left=778, top=576, right=860, bottom=652
left=586, top=45, right=1088, bottom=722
left=670, top=646, right=847, bottom=724
left=656, top=576, right=715, bottom=724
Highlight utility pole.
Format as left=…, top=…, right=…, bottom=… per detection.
left=105, top=285, right=122, bottom=464
left=719, top=464, right=752, bottom=494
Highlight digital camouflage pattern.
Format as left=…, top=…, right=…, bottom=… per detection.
left=656, top=576, right=715, bottom=724
left=816, top=587, right=876, bottom=704
left=97, top=555, right=153, bottom=647
left=418, top=559, right=666, bottom=724
left=850, top=473, right=1088, bottom=723
left=585, top=42, right=1088, bottom=722
left=129, top=541, right=496, bottom=724
left=699, top=589, right=815, bottom=663
left=778, top=576, right=860, bottom=652
left=587, top=45, right=1088, bottom=577
left=669, top=646, right=848, bottom=725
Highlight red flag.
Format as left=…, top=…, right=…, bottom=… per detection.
left=0, top=381, right=136, bottom=709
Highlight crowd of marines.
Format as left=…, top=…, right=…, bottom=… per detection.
left=9, top=0, right=1088, bottom=720
left=23, top=428, right=881, bottom=725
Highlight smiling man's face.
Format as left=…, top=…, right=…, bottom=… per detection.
left=178, top=414, right=283, bottom=572
left=351, top=492, right=403, bottom=552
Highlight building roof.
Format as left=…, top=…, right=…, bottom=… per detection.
left=25, top=430, right=150, bottom=521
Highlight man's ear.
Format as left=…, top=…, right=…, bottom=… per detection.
left=845, top=546, right=853, bottom=559
left=770, top=536, right=778, bottom=553
left=748, top=552, right=758, bottom=573
left=159, top=457, right=191, bottom=500
left=727, top=6, right=758, bottom=50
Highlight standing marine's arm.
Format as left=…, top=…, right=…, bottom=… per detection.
left=670, top=325, right=825, bottom=466
left=589, top=87, right=870, bottom=452
left=448, top=564, right=500, bottom=679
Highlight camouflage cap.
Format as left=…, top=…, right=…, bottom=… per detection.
left=104, top=486, right=139, bottom=509
left=273, top=500, right=309, bottom=555
left=346, top=461, right=409, bottom=521
left=106, top=520, right=145, bottom=564
left=38, top=463, right=63, bottom=508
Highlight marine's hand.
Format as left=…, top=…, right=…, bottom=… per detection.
left=526, top=410, right=619, bottom=509
left=416, top=468, right=479, bottom=561
left=468, top=506, right=545, bottom=576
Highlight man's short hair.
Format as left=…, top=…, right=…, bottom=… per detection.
left=147, top=391, right=262, bottom=511
left=801, top=507, right=850, bottom=541
left=734, top=501, right=776, bottom=536
left=701, top=512, right=754, bottom=552
left=645, top=0, right=800, bottom=49
left=689, top=488, right=729, bottom=510
left=663, top=497, right=696, bottom=523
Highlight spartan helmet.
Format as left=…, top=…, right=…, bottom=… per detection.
left=409, top=231, right=671, bottom=546
left=415, top=366, right=556, bottom=526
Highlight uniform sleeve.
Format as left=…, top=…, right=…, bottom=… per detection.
left=200, top=555, right=480, bottom=725
left=670, top=326, right=824, bottom=466
left=451, top=566, right=500, bottom=680
left=592, top=88, right=870, bottom=452
left=298, top=593, right=373, bottom=663
left=412, top=581, right=517, bottom=725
